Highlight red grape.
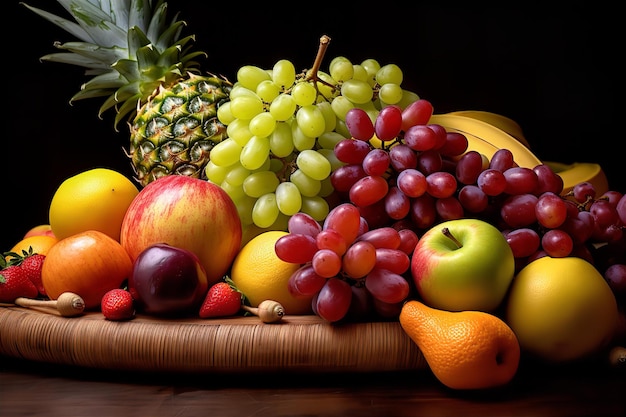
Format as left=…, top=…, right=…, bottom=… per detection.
left=500, top=193, right=539, bottom=228
left=364, top=267, right=410, bottom=304
left=458, top=184, right=488, bottom=213
left=504, top=228, right=540, bottom=258
left=541, top=229, right=574, bottom=257
left=416, top=149, right=443, bottom=174
left=330, top=164, right=367, bottom=192
left=288, top=264, right=327, bottom=297
left=356, top=226, right=401, bottom=249
left=288, top=212, right=322, bottom=237
left=316, top=228, right=348, bottom=256
left=384, top=186, right=411, bottom=220
left=401, top=99, right=433, bottom=131
left=312, top=248, right=342, bottom=278
left=334, top=138, right=371, bottom=164
left=435, top=196, right=464, bottom=220
left=572, top=181, right=596, bottom=204
left=315, top=278, right=352, bottom=322
left=345, top=108, right=375, bottom=141
left=455, top=150, right=483, bottom=185
left=404, top=124, right=439, bottom=151
left=477, top=168, right=507, bottom=196
left=503, top=166, right=539, bottom=195
left=438, top=132, right=468, bottom=157
left=410, top=194, right=437, bottom=229
left=490, top=148, right=515, bottom=172
left=374, top=248, right=410, bottom=275
left=275, top=233, right=318, bottom=263
left=396, top=168, right=427, bottom=198
left=533, top=164, right=564, bottom=195
left=362, top=148, right=391, bottom=176
left=349, top=175, right=389, bottom=207
left=323, top=203, right=362, bottom=244
left=389, top=144, right=418, bottom=171
left=397, top=228, right=419, bottom=255
left=375, top=105, right=403, bottom=141
left=535, top=192, right=568, bottom=229
left=426, top=171, right=457, bottom=199
left=342, top=241, right=377, bottom=279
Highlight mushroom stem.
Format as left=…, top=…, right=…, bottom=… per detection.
left=3, top=292, right=86, bottom=317
left=241, top=300, right=285, bottom=323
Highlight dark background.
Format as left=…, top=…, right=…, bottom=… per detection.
left=7, top=1, right=624, bottom=252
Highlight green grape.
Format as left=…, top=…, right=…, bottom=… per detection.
left=272, top=59, right=296, bottom=88
left=228, top=84, right=258, bottom=99
left=269, top=93, right=297, bottom=121
left=237, top=65, right=272, bottom=90
left=351, top=64, right=370, bottom=82
left=242, top=170, right=280, bottom=198
left=334, top=119, right=351, bottom=139
left=315, top=71, right=339, bottom=101
left=341, top=79, right=373, bottom=104
left=248, top=112, right=276, bottom=138
left=269, top=121, right=295, bottom=157
left=204, top=160, right=232, bottom=184
left=296, top=105, right=326, bottom=138
left=317, top=148, right=344, bottom=171
left=230, top=95, right=264, bottom=120
left=216, top=101, right=235, bottom=125
left=252, top=193, right=279, bottom=228
left=330, top=96, right=355, bottom=121
left=379, top=83, right=403, bottom=105
left=290, top=169, right=321, bottom=197
left=361, top=59, right=381, bottom=78
left=256, top=80, right=280, bottom=103
left=296, top=149, right=332, bottom=181
left=300, top=196, right=330, bottom=221
left=220, top=180, right=246, bottom=203
left=235, top=194, right=256, bottom=226
left=226, top=118, right=253, bottom=146
left=376, top=63, right=403, bottom=85
left=209, top=138, right=242, bottom=167
left=275, top=181, right=303, bottom=216
left=397, top=89, right=421, bottom=109
left=316, top=101, right=336, bottom=133
left=291, top=82, right=317, bottom=106
left=224, top=163, right=251, bottom=187
left=240, top=135, right=270, bottom=170
left=291, top=123, right=316, bottom=151
left=329, top=56, right=354, bottom=82
left=269, top=157, right=285, bottom=173
left=318, top=131, right=346, bottom=150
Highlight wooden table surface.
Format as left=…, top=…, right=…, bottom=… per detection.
left=1, top=354, right=624, bottom=417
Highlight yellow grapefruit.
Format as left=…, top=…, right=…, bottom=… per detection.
left=9, top=235, right=58, bottom=257
left=230, top=231, right=313, bottom=315
left=505, top=256, right=618, bottom=362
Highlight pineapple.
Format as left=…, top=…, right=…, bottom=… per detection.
left=23, top=0, right=231, bottom=187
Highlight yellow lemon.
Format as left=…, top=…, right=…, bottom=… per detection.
left=49, top=168, right=139, bottom=242
left=230, top=231, right=313, bottom=315
left=505, top=256, right=618, bottom=362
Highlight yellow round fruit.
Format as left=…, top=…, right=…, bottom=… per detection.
left=505, top=256, right=618, bottom=362
left=49, top=168, right=139, bottom=242
left=8, top=235, right=58, bottom=257
left=230, top=231, right=313, bottom=315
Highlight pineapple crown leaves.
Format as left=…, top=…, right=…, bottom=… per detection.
left=22, top=0, right=205, bottom=129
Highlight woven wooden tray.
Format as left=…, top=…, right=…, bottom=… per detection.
left=0, top=306, right=426, bottom=373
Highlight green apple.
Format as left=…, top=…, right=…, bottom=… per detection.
left=411, top=218, right=515, bottom=312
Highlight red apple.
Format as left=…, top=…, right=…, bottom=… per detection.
left=129, top=243, right=209, bottom=316
left=120, top=176, right=242, bottom=286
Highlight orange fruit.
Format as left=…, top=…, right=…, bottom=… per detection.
left=505, top=256, right=618, bottom=362
left=41, top=230, right=133, bottom=310
left=48, top=168, right=139, bottom=242
left=230, top=230, right=313, bottom=315
left=9, top=235, right=58, bottom=257
left=399, top=300, right=520, bottom=390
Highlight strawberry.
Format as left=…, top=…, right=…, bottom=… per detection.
left=20, top=253, right=46, bottom=296
left=199, top=281, right=242, bottom=318
left=101, top=289, right=135, bottom=321
left=0, top=265, right=38, bottom=303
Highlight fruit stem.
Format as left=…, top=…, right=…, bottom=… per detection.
left=442, top=227, right=463, bottom=249
left=306, top=35, right=336, bottom=94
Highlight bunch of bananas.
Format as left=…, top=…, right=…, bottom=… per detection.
left=430, top=110, right=608, bottom=196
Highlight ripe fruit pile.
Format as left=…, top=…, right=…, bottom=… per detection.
left=207, top=41, right=420, bottom=234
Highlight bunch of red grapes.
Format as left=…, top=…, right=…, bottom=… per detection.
left=277, top=99, right=626, bottom=322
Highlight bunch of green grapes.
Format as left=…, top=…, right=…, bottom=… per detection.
left=207, top=41, right=419, bottom=232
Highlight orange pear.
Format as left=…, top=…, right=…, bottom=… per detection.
left=399, top=300, right=520, bottom=390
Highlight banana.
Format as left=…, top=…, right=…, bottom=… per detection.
left=446, top=110, right=531, bottom=149
left=428, top=113, right=542, bottom=169
left=544, top=161, right=609, bottom=196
